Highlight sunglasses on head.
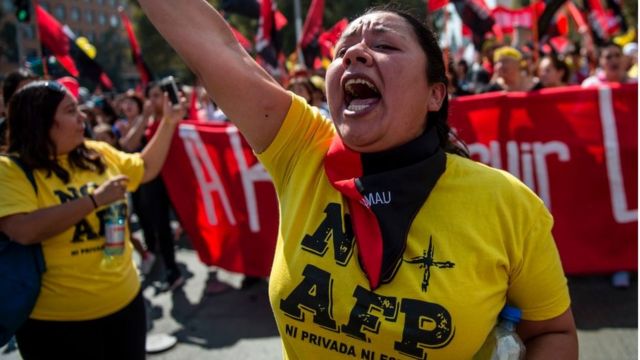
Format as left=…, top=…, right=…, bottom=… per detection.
left=22, top=80, right=66, bottom=93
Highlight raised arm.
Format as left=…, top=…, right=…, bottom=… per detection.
left=518, top=308, right=578, bottom=359
left=137, top=0, right=291, bottom=153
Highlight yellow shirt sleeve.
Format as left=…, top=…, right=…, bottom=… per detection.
left=0, top=156, right=38, bottom=219
left=258, top=92, right=334, bottom=192
left=507, top=202, right=571, bottom=321
left=86, top=140, right=145, bottom=192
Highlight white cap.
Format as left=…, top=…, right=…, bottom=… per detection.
left=623, top=42, right=638, bottom=56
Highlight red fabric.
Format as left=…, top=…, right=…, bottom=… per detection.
left=255, top=0, right=284, bottom=69
left=157, top=86, right=637, bottom=276
left=119, top=9, right=151, bottom=87
left=588, top=0, right=611, bottom=39
left=491, top=5, right=534, bottom=34
left=324, top=136, right=384, bottom=289
left=428, top=0, right=448, bottom=12
left=549, top=36, right=571, bottom=53
left=566, top=1, right=588, bottom=30
left=99, top=73, right=113, bottom=90
left=275, top=11, right=288, bottom=31
left=318, top=18, right=348, bottom=59
left=155, top=123, right=278, bottom=277
left=36, top=5, right=79, bottom=77
left=257, top=0, right=274, bottom=45
left=188, top=90, right=202, bottom=121
left=449, top=84, right=638, bottom=274
left=492, top=23, right=504, bottom=43
left=229, top=24, right=253, bottom=51
left=555, top=11, right=569, bottom=36
left=57, top=76, right=79, bottom=98
left=300, top=0, right=324, bottom=48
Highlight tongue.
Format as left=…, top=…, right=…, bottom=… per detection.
left=350, top=98, right=379, bottom=107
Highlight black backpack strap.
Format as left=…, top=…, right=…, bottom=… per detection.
left=5, top=155, right=38, bottom=195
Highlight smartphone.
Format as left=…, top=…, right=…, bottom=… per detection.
left=159, top=76, right=180, bottom=105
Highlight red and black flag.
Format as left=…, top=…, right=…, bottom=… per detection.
left=583, top=0, right=613, bottom=45
left=299, top=0, right=324, bottom=69
left=451, top=0, right=495, bottom=50
left=318, top=18, right=348, bottom=61
left=36, top=5, right=77, bottom=78
left=427, top=0, right=449, bottom=13
left=220, top=0, right=260, bottom=18
left=229, top=24, right=253, bottom=52
left=604, top=0, right=628, bottom=34
left=255, top=0, right=287, bottom=71
left=119, top=7, right=154, bottom=87
left=36, top=5, right=113, bottom=89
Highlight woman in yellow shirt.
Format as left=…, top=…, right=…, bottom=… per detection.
left=0, top=80, right=184, bottom=359
left=137, top=1, right=579, bottom=358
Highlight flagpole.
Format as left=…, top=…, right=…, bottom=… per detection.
left=293, top=0, right=305, bottom=66
left=531, top=0, right=540, bottom=67
left=31, top=0, right=48, bottom=77
left=443, top=5, right=450, bottom=76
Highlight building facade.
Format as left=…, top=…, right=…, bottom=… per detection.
left=0, top=0, right=138, bottom=88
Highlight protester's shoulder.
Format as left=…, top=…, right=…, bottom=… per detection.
left=0, top=155, right=35, bottom=191
left=581, top=75, right=602, bottom=87
left=286, top=92, right=331, bottom=125
left=85, top=139, right=125, bottom=157
left=264, top=92, right=332, bottom=153
left=85, top=139, right=111, bottom=152
left=445, top=154, right=543, bottom=205
left=85, top=140, right=130, bottom=164
left=0, top=155, right=14, bottom=172
left=0, top=155, right=24, bottom=175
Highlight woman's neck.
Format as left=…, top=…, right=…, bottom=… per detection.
left=360, top=128, right=440, bottom=175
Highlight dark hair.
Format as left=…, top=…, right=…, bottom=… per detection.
left=287, top=77, right=315, bottom=103
left=91, top=95, right=118, bottom=125
left=6, top=81, right=105, bottom=183
left=364, top=5, right=469, bottom=157
left=597, top=41, right=622, bottom=61
left=123, top=93, right=144, bottom=115
left=2, top=68, right=38, bottom=105
left=144, top=81, right=161, bottom=98
left=542, top=55, right=570, bottom=84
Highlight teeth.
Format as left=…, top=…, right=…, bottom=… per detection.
left=344, top=78, right=378, bottom=94
left=347, top=104, right=369, bottom=112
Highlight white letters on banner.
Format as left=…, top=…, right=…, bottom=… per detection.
left=180, top=125, right=237, bottom=226
left=468, top=140, right=571, bottom=209
left=598, top=87, right=638, bottom=223
left=226, top=126, right=273, bottom=233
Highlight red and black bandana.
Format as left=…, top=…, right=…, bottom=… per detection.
left=324, top=128, right=446, bottom=289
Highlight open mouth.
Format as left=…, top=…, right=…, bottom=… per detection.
left=343, top=77, right=381, bottom=114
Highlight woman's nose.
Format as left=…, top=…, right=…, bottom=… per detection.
left=343, top=43, right=372, bottom=67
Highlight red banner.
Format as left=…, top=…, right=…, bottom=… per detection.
left=449, top=84, right=637, bottom=274
left=161, top=124, right=278, bottom=277
left=491, top=5, right=534, bottom=34
left=161, top=85, right=637, bottom=276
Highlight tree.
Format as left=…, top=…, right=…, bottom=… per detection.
left=127, top=1, right=199, bottom=84
left=94, top=28, right=130, bottom=91
left=0, top=6, right=19, bottom=64
left=125, top=0, right=434, bottom=83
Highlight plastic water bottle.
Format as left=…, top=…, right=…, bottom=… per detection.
left=102, top=200, right=127, bottom=268
left=473, top=305, right=526, bottom=360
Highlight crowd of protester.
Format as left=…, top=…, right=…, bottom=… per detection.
left=0, top=69, right=186, bottom=293
left=445, top=40, right=637, bottom=97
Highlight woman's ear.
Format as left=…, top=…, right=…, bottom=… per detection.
left=427, top=82, right=447, bottom=112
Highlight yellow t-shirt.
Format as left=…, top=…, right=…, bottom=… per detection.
left=0, top=140, right=144, bottom=320
left=257, top=94, right=570, bottom=359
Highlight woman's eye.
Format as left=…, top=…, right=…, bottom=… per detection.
left=375, top=44, right=394, bottom=50
left=335, top=48, right=347, bottom=58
